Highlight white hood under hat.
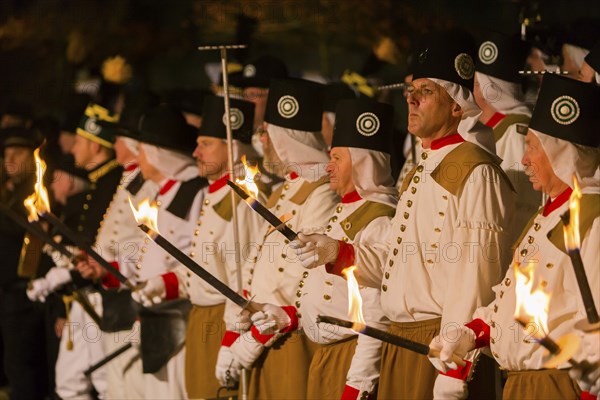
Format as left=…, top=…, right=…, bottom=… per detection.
left=140, top=143, right=198, bottom=182
left=475, top=72, right=531, bottom=116
left=348, top=148, right=397, bottom=207
left=430, top=78, right=499, bottom=160
left=267, top=124, right=329, bottom=182
left=530, top=129, right=599, bottom=195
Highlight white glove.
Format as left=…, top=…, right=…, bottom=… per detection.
left=289, top=232, right=339, bottom=269
left=215, top=346, right=242, bottom=387
left=570, top=332, right=600, bottom=395
left=428, top=325, right=475, bottom=373
left=27, top=279, right=50, bottom=302
left=230, top=331, right=265, bottom=370
left=131, top=276, right=166, bottom=307
left=251, top=304, right=292, bottom=335
left=433, top=374, right=468, bottom=400
left=27, top=267, right=73, bottom=302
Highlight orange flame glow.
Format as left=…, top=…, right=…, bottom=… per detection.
left=129, top=197, right=160, bottom=234
left=342, top=266, right=366, bottom=332
left=563, top=175, right=582, bottom=251
left=23, top=147, right=51, bottom=221
left=514, top=262, right=551, bottom=339
left=235, top=155, right=259, bottom=199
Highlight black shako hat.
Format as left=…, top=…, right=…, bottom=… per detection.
left=137, top=104, right=197, bottom=154
left=412, top=30, right=477, bottom=90
left=529, top=73, right=600, bottom=148
left=476, top=31, right=530, bottom=83
left=230, top=55, right=289, bottom=89
left=264, top=78, right=325, bottom=132
left=98, top=89, right=159, bottom=140
left=331, top=98, right=393, bottom=155
left=0, top=126, right=43, bottom=152
left=323, top=83, right=357, bottom=113
left=198, top=96, right=255, bottom=144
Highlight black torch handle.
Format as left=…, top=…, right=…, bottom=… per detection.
left=316, top=315, right=467, bottom=367
left=226, top=180, right=298, bottom=241
left=567, top=249, right=600, bottom=324
left=139, top=224, right=248, bottom=308
left=316, top=315, right=429, bottom=354
left=0, top=203, right=74, bottom=258
left=84, top=342, right=133, bottom=377
left=41, top=212, right=134, bottom=289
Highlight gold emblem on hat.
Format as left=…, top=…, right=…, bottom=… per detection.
left=454, top=53, right=475, bottom=80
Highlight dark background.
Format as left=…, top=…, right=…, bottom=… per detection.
left=0, top=0, right=599, bottom=117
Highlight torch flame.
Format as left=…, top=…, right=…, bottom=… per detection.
left=563, top=175, right=582, bottom=251
left=23, top=147, right=51, bottom=221
left=129, top=197, right=160, bottom=234
left=342, top=266, right=366, bottom=332
left=235, top=155, right=259, bottom=199
left=514, top=262, right=551, bottom=339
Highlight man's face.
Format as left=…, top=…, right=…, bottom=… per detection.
left=522, top=131, right=559, bottom=194
left=243, top=87, right=269, bottom=129
left=3, top=146, right=34, bottom=179
left=406, top=78, right=460, bottom=140
left=183, top=112, right=202, bottom=129
left=326, top=147, right=354, bottom=197
left=71, top=135, right=95, bottom=170
left=113, top=136, right=135, bottom=166
left=58, top=131, right=76, bottom=154
left=192, top=136, right=228, bottom=179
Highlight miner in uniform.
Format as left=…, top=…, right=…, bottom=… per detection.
left=133, top=96, right=260, bottom=399
left=92, top=93, right=161, bottom=400
left=54, top=102, right=123, bottom=400
left=226, top=78, right=338, bottom=399
left=93, top=104, right=202, bottom=399
left=429, top=73, right=600, bottom=400
left=247, top=98, right=397, bottom=399
left=292, top=30, right=517, bottom=399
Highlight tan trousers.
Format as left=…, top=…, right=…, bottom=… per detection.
left=184, top=303, right=226, bottom=400
left=306, top=336, right=358, bottom=400
left=504, top=369, right=581, bottom=400
left=247, top=330, right=319, bottom=400
left=378, top=319, right=441, bottom=400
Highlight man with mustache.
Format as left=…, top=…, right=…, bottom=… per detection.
left=292, top=30, right=517, bottom=399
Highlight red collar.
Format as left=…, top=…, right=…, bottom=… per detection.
left=209, top=174, right=229, bottom=193
left=124, top=163, right=138, bottom=172
left=430, top=133, right=465, bottom=150
left=341, top=191, right=362, bottom=204
left=485, top=112, right=506, bottom=128
left=542, top=187, right=573, bottom=217
left=159, top=179, right=177, bottom=195
left=289, top=172, right=300, bottom=181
